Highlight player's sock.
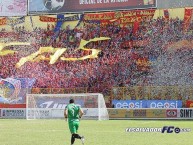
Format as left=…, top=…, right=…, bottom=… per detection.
left=74, top=134, right=84, bottom=144
left=81, top=136, right=85, bottom=145
left=74, top=134, right=82, bottom=139
left=71, top=134, right=75, bottom=144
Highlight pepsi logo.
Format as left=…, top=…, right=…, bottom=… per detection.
left=164, top=103, right=170, bottom=108
left=129, top=103, right=134, bottom=108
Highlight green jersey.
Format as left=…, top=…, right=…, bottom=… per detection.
left=66, top=103, right=80, bottom=122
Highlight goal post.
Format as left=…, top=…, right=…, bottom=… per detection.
left=26, top=93, right=109, bottom=120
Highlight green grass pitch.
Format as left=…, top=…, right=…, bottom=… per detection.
left=0, top=119, right=193, bottom=145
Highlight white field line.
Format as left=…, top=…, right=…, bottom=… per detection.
left=0, top=128, right=66, bottom=132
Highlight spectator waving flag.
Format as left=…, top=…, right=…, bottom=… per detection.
left=51, top=14, right=65, bottom=42
left=133, top=21, right=139, bottom=34
left=184, top=8, right=192, bottom=30
left=164, top=9, right=169, bottom=20
left=75, top=14, right=84, bottom=28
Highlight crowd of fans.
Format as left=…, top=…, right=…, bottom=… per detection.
left=0, top=16, right=193, bottom=100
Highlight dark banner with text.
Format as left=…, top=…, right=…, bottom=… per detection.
left=179, top=109, right=193, bottom=118
left=29, top=0, right=157, bottom=14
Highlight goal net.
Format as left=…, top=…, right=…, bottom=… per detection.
left=26, top=93, right=109, bottom=120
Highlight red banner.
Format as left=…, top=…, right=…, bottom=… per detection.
left=39, top=16, right=57, bottom=22
left=0, top=104, right=26, bottom=108
left=164, top=9, right=169, bottom=20
left=186, top=100, right=193, bottom=108
left=184, top=8, right=192, bottom=30
left=0, top=18, right=7, bottom=25
left=84, top=9, right=155, bottom=24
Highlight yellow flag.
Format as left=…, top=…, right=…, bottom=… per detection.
left=77, top=39, right=89, bottom=50
left=0, top=42, right=30, bottom=51
left=0, top=42, right=30, bottom=56
left=16, top=51, right=39, bottom=68
left=50, top=48, right=67, bottom=64
left=77, top=37, right=110, bottom=50
left=33, top=55, right=50, bottom=62
left=91, top=49, right=101, bottom=58
left=61, top=57, right=80, bottom=61
left=15, top=37, right=110, bottom=67
left=81, top=49, right=101, bottom=60
left=5, top=42, right=31, bottom=47
left=0, top=43, right=6, bottom=51
left=38, top=46, right=55, bottom=54
left=90, top=37, right=111, bottom=42
left=0, top=50, right=16, bottom=56
left=61, top=49, right=101, bottom=61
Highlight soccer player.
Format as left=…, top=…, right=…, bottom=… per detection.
left=64, top=99, right=85, bottom=145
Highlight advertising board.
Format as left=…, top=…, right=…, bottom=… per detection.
left=112, top=100, right=182, bottom=108
left=29, top=0, right=157, bottom=14
left=166, top=109, right=177, bottom=118
left=0, top=0, right=27, bottom=16
left=179, top=109, right=193, bottom=118
left=1, top=108, right=26, bottom=119
left=146, top=109, right=166, bottom=118
left=108, top=108, right=167, bottom=119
